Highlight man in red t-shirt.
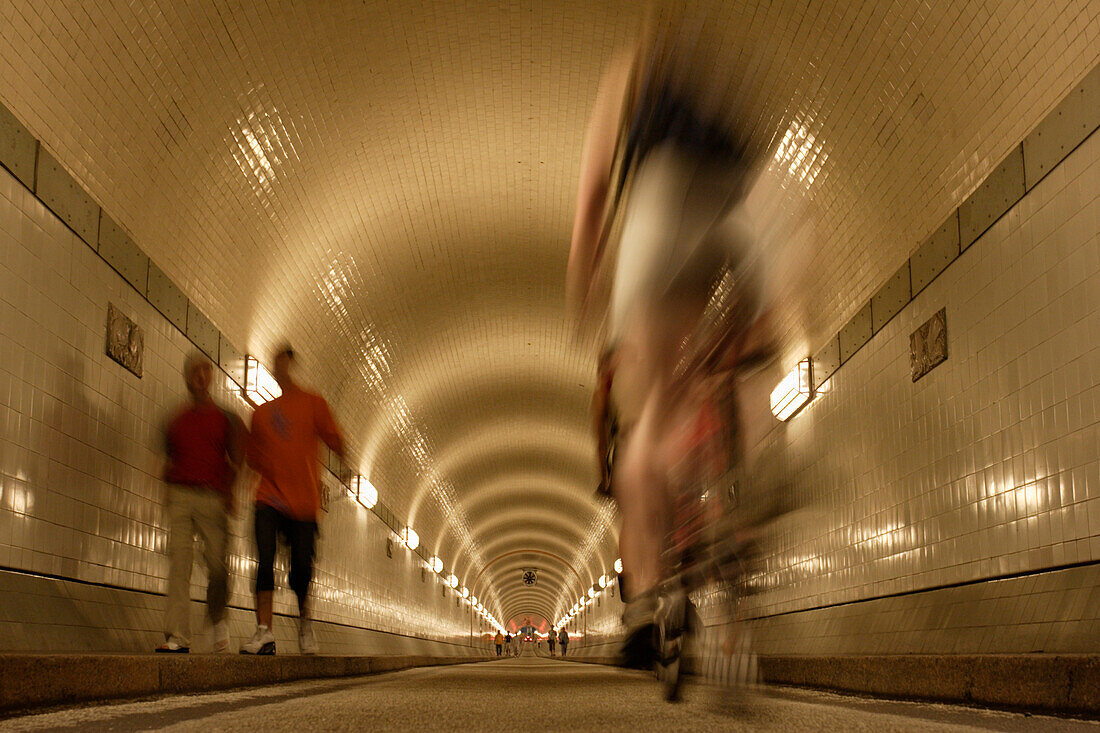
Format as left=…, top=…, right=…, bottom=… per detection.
left=158, top=352, right=245, bottom=653
left=242, top=345, right=346, bottom=655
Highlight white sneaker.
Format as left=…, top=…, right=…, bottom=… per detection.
left=213, top=620, right=231, bottom=653
left=155, top=638, right=189, bottom=653
left=239, top=624, right=276, bottom=655
left=298, top=618, right=318, bottom=655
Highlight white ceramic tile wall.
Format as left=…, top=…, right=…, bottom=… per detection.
left=735, top=127, right=1100, bottom=653
left=0, top=162, right=480, bottom=650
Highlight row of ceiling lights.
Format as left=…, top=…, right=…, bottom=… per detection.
left=553, top=558, right=622, bottom=631
left=241, top=355, right=506, bottom=634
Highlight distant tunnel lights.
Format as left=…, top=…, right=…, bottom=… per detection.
left=447, top=574, right=459, bottom=588
left=614, top=558, right=623, bottom=574
left=428, top=556, right=443, bottom=573
left=598, top=574, right=608, bottom=588
left=770, top=358, right=813, bottom=421
left=401, top=527, right=419, bottom=550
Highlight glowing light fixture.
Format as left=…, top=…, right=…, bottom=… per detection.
left=770, top=358, right=813, bottom=421
left=447, top=574, right=459, bottom=588
left=470, top=595, right=478, bottom=606
left=244, top=356, right=281, bottom=405
left=401, top=527, right=419, bottom=550
left=598, top=574, right=609, bottom=588
left=351, top=476, right=378, bottom=509
left=461, top=587, right=469, bottom=598
left=429, top=556, right=443, bottom=573
left=614, top=558, right=623, bottom=574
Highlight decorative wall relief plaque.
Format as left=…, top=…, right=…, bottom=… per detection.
left=910, top=308, right=947, bottom=382
left=106, top=303, right=143, bottom=377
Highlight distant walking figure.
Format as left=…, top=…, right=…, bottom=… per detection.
left=495, top=631, right=504, bottom=656
left=157, top=351, right=245, bottom=654
left=558, top=627, right=569, bottom=657
left=548, top=634, right=556, bottom=656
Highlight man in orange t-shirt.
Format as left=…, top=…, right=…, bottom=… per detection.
left=242, top=345, right=346, bottom=655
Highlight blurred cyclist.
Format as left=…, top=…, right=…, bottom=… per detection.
left=568, top=13, right=772, bottom=668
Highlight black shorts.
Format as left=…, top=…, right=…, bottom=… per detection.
left=253, top=503, right=317, bottom=599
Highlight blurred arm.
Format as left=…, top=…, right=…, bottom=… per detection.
left=566, top=48, right=635, bottom=317
left=315, top=396, right=347, bottom=464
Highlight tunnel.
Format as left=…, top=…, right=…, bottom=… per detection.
left=0, top=1, right=1098, bottom=728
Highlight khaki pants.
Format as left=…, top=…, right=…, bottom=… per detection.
left=165, top=484, right=229, bottom=646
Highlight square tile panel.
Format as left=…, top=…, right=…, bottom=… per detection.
left=33, top=148, right=99, bottom=246
left=910, top=211, right=960, bottom=296
left=871, top=261, right=911, bottom=335
left=1023, top=63, right=1100, bottom=191
left=219, top=335, right=245, bottom=388
left=185, top=302, right=219, bottom=361
left=98, top=213, right=149, bottom=294
left=838, top=301, right=873, bottom=364
left=0, top=102, right=36, bottom=190
left=812, top=336, right=841, bottom=392
left=146, top=261, right=188, bottom=332
left=959, top=145, right=1026, bottom=249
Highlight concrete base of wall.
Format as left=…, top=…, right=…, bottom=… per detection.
left=562, top=651, right=1100, bottom=716
left=0, top=653, right=493, bottom=713
left=760, top=655, right=1100, bottom=716
left=0, top=569, right=489, bottom=658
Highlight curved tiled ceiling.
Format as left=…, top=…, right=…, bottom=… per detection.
left=1, top=1, right=1096, bottom=625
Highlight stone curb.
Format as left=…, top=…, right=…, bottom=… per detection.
left=562, top=653, right=1100, bottom=715
left=759, top=654, right=1100, bottom=716
left=0, top=654, right=493, bottom=713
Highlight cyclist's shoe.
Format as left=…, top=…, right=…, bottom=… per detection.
left=619, top=588, right=659, bottom=668
left=619, top=622, right=658, bottom=669
left=240, top=624, right=276, bottom=655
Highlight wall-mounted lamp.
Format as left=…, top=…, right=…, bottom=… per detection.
left=350, top=476, right=378, bottom=509
left=613, top=558, right=623, bottom=574
left=598, top=574, right=609, bottom=588
left=243, top=355, right=281, bottom=405
left=770, top=358, right=813, bottom=421
left=446, top=574, right=459, bottom=588
left=461, top=586, right=469, bottom=598
left=428, top=556, right=443, bottom=573
left=401, top=527, right=419, bottom=550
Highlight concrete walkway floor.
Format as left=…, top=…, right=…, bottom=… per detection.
left=1, top=656, right=1097, bottom=732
